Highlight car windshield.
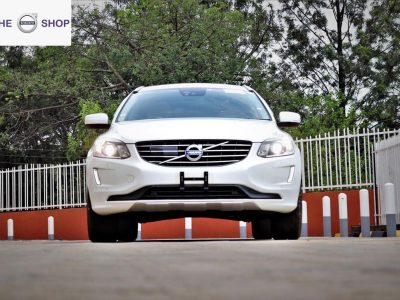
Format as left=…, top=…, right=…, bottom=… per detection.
left=116, top=87, right=271, bottom=121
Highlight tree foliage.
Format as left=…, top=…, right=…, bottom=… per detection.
left=267, top=0, right=399, bottom=128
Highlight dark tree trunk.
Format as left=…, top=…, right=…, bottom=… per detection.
left=336, top=0, right=347, bottom=110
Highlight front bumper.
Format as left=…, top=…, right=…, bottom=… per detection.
left=86, top=144, right=301, bottom=215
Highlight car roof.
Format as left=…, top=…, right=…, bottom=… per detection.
left=137, top=83, right=251, bottom=92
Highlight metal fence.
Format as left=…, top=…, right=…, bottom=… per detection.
left=375, top=134, right=400, bottom=224
left=0, top=127, right=399, bottom=212
left=296, top=128, right=399, bottom=192
left=0, top=161, right=86, bottom=212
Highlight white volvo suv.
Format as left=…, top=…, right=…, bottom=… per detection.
left=85, top=83, right=302, bottom=242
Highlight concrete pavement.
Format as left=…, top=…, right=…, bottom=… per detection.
left=0, top=238, right=399, bottom=300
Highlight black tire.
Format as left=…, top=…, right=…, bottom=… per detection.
left=271, top=197, right=302, bottom=240
left=252, top=218, right=272, bottom=240
left=87, top=192, right=138, bottom=243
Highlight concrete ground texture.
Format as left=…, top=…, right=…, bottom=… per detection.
left=0, top=238, right=399, bottom=300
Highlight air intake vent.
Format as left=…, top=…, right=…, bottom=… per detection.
left=136, top=140, right=252, bottom=166
left=107, top=185, right=281, bottom=201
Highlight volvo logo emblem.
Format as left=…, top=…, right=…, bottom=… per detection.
left=17, top=13, right=38, bottom=33
left=185, top=144, right=203, bottom=161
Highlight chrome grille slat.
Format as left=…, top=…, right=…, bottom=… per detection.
left=139, top=149, right=249, bottom=153
left=136, top=140, right=252, bottom=167
left=136, top=144, right=251, bottom=148
left=141, top=154, right=247, bottom=158
left=147, top=160, right=240, bottom=164
left=204, top=149, right=249, bottom=152
left=202, top=154, right=247, bottom=157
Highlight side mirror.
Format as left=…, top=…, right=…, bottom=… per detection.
left=278, top=111, right=301, bottom=127
left=84, top=113, right=110, bottom=129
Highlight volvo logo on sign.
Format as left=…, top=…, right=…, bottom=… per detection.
left=185, top=144, right=203, bottom=161
left=17, top=13, right=38, bottom=33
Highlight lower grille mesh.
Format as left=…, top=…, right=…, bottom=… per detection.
left=108, top=185, right=281, bottom=201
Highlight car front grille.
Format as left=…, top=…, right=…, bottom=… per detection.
left=136, top=140, right=252, bottom=166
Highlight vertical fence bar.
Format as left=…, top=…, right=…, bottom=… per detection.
left=18, top=166, right=22, bottom=210
left=12, top=167, right=16, bottom=210
left=58, top=165, right=62, bottom=209
left=83, top=161, right=87, bottom=204
left=71, top=163, right=75, bottom=206
left=357, top=128, right=362, bottom=184
left=319, top=134, right=323, bottom=187
left=347, top=128, right=352, bottom=185
left=334, top=130, right=339, bottom=186
left=44, top=165, right=48, bottom=207
left=316, top=136, right=320, bottom=188
left=5, top=169, right=9, bottom=210
left=51, top=167, right=54, bottom=207
left=0, top=171, right=3, bottom=211
left=32, top=164, right=35, bottom=208
left=38, top=164, right=41, bottom=209
left=324, top=133, right=329, bottom=189
left=328, top=132, right=333, bottom=188
left=24, top=165, right=28, bottom=210
left=362, top=128, right=367, bottom=183
left=373, top=128, right=380, bottom=224
left=338, top=129, right=343, bottom=187
left=354, top=128, right=359, bottom=185
left=63, top=164, right=67, bottom=208
left=300, top=140, right=306, bottom=193
left=78, top=163, right=81, bottom=205
left=366, top=128, right=372, bottom=184
left=306, top=138, right=311, bottom=190
left=343, top=129, right=348, bottom=186
left=1, top=171, right=4, bottom=211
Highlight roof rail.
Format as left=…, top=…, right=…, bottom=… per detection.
left=243, top=85, right=255, bottom=92
left=133, top=86, right=145, bottom=93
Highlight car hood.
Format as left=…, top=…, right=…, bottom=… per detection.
left=105, top=118, right=285, bottom=143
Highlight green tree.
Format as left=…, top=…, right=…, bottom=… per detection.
left=0, top=46, right=94, bottom=165
left=266, top=0, right=399, bottom=129
left=66, top=0, right=278, bottom=158
left=73, top=0, right=245, bottom=90
left=356, top=0, right=400, bottom=128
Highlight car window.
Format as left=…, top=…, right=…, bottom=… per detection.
left=117, top=88, right=271, bottom=121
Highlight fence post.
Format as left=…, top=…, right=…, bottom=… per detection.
left=360, top=189, right=370, bottom=237
left=384, top=183, right=397, bottom=237
left=7, top=219, right=13, bottom=240
left=185, top=217, right=192, bottom=240
left=323, top=196, right=331, bottom=237
left=339, top=193, right=348, bottom=237
left=301, top=200, right=308, bottom=237
left=48, top=216, right=54, bottom=240
left=239, top=221, right=247, bottom=239
left=137, top=223, right=141, bottom=241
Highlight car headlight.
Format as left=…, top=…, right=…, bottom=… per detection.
left=257, top=136, right=295, bottom=158
left=93, top=139, right=130, bottom=159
